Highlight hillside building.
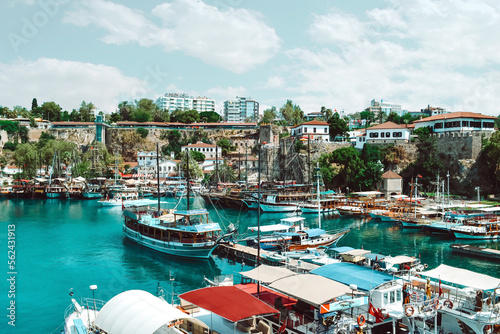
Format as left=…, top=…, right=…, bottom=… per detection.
left=290, top=119, right=330, bottom=142
left=413, top=112, right=496, bottom=133
left=156, top=93, right=215, bottom=113
left=223, top=97, right=259, bottom=122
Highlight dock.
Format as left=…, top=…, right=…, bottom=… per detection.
left=214, top=243, right=319, bottom=272
left=450, top=244, right=500, bottom=261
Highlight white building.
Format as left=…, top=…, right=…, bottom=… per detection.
left=181, top=142, right=221, bottom=159
left=413, top=112, right=496, bottom=133
left=137, top=151, right=158, bottom=176
left=156, top=93, right=215, bottom=113
left=158, top=160, right=179, bottom=178
left=223, top=97, right=259, bottom=122
left=290, top=119, right=330, bottom=142
left=355, top=122, right=410, bottom=149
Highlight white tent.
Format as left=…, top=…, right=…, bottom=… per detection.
left=422, top=264, right=500, bottom=290
left=268, top=274, right=353, bottom=307
left=95, top=290, right=207, bottom=334
left=240, top=264, right=296, bottom=284
left=72, top=176, right=86, bottom=183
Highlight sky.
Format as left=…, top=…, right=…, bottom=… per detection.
left=1, top=0, right=500, bottom=116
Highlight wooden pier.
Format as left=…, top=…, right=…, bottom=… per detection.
left=450, top=244, right=500, bottom=261
left=214, top=243, right=319, bottom=272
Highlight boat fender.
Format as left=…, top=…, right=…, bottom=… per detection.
left=405, top=305, right=415, bottom=317
left=357, top=315, right=366, bottom=327
left=487, top=298, right=492, bottom=305
left=424, top=263, right=428, bottom=269
left=444, top=300, right=453, bottom=309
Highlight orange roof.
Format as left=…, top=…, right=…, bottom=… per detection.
left=291, top=119, right=329, bottom=128
left=413, top=112, right=497, bottom=123
left=182, top=141, right=216, bottom=148
left=382, top=170, right=402, bottom=179
left=368, top=122, right=407, bottom=130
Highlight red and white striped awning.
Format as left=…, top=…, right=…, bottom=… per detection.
left=132, top=174, right=153, bottom=178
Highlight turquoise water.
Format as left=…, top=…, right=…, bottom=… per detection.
left=1, top=197, right=500, bottom=333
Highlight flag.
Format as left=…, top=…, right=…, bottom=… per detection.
left=439, top=278, right=443, bottom=297
left=417, top=174, right=422, bottom=178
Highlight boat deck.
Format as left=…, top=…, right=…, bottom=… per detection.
left=450, top=243, right=500, bottom=261
left=214, top=243, right=319, bottom=272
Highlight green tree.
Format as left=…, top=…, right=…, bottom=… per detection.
left=402, top=127, right=444, bottom=191
left=78, top=101, right=95, bottom=122
left=319, top=106, right=333, bottom=121
left=131, top=98, right=158, bottom=122
left=259, top=107, right=277, bottom=124
left=206, top=161, right=236, bottom=183
left=171, top=109, right=200, bottom=123
left=480, top=130, right=500, bottom=191
left=327, top=112, right=349, bottom=140
left=18, top=126, right=29, bottom=143
left=136, top=128, right=149, bottom=138
left=13, top=143, right=38, bottom=178
left=40, top=101, right=62, bottom=122
left=178, top=151, right=203, bottom=180
left=360, top=109, right=375, bottom=125
left=118, top=101, right=135, bottom=121
left=13, top=105, right=29, bottom=117
left=217, top=138, right=232, bottom=156
left=199, top=111, right=222, bottom=123
left=31, top=98, right=38, bottom=111
left=37, top=132, right=56, bottom=149
left=279, top=99, right=304, bottom=125
left=109, top=112, right=122, bottom=123
left=0, top=120, right=19, bottom=133
left=191, top=150, right=205, bottom=162
left=160, top=130, right=184, bottom=158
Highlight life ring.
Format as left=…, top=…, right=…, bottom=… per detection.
left=405, top=305, right=415, bottom=317
left=484, top=325, right=491, bottom=333
left=433, top=299, right=440, bottom=310
left=444, top=300, right=453, bottom=309
left=411, top=291, right=420, bottom=301
left=357, top=314, right=366, bottom=327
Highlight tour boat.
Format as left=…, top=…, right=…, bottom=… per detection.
left=451, top=218, right=500, bottom=240
left=98, top=192, right=143, bottom=206
left=123, top=206, right=235, bottom=258
left=63, top=286, right=206, bottom=334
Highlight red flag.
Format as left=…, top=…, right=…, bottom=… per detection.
left=439, top=279, right=443, bottom=297
left=417, top=174, right=422, bottom=178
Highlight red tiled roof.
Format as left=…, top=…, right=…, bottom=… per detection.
left=368, top=122, right=407, bottom=130
left=182, top=142, right=216, bottom=148
left=382, top=170, right=402, bottom=179
left=291, top=119, right=329, bottom=128
left=51, top=122, right=95, bottom=125
left=413, top=112, right=497, bottom=123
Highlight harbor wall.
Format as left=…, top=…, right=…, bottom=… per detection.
left=433, top=131, right=487, bottom=161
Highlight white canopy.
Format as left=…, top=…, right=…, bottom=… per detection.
left=248, top=224, right=294, bottom=233
left=422, top=264, right=500, bottom=290
left=240, top=264, right=296, bottom=284
left=268, top=274, right=352, bottom=307
left=73, top=176, right=86, bottom=183
left=383, top=255, right=417, bottom=265
left=340, top=249, right=371, bottom=256
left=95, top=290, right=204, bottom=334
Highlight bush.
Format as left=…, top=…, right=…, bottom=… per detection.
left=3, top=142, right=17, bottom=151
left=136, top=128, right=149, bottom=138
left=295, top=140, right=306, bottom=152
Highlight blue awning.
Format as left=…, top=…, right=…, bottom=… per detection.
left=304, top=228, right=325, bottom=238
left=330, top=246, right=355, bottom=253
left=311, top=262, right=396, bottom=292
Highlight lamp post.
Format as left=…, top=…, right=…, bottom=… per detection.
left=349, top=284, right=357, bottom=317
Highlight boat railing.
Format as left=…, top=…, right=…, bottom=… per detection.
left=63, top=297, right=106, bottom=319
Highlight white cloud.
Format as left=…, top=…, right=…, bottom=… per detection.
left=280, top=0, right=500, bottom=115
left=205, top=86, right=247, bottom=112
left=0, top=58, right=147, bottom=113
left=63, top=0, right=280, bottom=73
left=263, top=75, right=285, bottom=89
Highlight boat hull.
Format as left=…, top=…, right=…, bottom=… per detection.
left=260, top=203, right=298, bottom=213
left=46, top=192, right=66, bottom=198
left=122, top=225, right=216, bottom=259
left=452, top=232, right=499, bottom=240
left=82, top=192, right=102, bottom=199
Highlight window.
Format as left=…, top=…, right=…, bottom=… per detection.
left=313, top=128, right=316, bottom=133
left=434, top=123, right=443, bottom=129
left=386, top=132, right=390, bottom=138
left=383, top=293, right=388, bottom=305
left=324, top=128, right=327, bottom=133
left=381, top=132, right=385, bottom=138
left=304, top=127, right=308, bottom=133
left=462, top=121, right=469, bottom=127
left=390, top=290, right=395, bottom=303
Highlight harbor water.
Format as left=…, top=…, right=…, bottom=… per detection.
left=1, top=197, right=500, bottom=333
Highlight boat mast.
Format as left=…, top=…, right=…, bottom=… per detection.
left=257, top=140, right=262, bottom=297
left=447, top=171, right=450, bottom=206
left=186, top=150, right=190, bottom=211
left=156, top=143, right=160, bottom=213
left=316, top=162, right=321, bottom=229
left=245, top=139, right=248, bottom=189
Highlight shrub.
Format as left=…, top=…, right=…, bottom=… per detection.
left=136, top=128, right=149, bottom=138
